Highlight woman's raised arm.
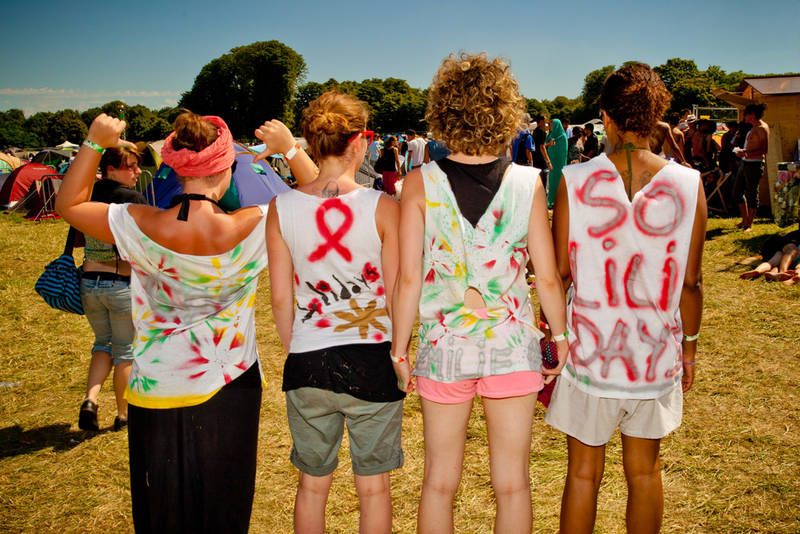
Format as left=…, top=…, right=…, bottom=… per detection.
left=55, top=114, right=127, bottom=243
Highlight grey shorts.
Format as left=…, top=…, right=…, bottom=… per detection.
left=285, top=387, right=404, bottom=477
left=544, top=378, right=682, bottom=446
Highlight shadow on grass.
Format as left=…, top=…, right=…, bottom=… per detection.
left=0, top=423, right=111, bottom=458
left=706, top=227, right=727, bottom=240
left=733, top=233, right=771, bottom=255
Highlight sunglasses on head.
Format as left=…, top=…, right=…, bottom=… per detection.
left=347, top=130, right=375, bottom=145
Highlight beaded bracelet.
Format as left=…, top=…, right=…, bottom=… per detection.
left=82, top=139, right=105, bottom=154
left=683, top=360, right=697, bottom=366
left=390, top=353, right=407, bottom=364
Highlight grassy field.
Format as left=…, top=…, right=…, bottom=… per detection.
left=0, top=212, right=798, bottom=533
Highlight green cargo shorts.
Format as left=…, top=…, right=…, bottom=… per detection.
left=285, top=387, right=404, bottom=477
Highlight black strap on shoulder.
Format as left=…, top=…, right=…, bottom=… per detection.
left=63, top=226, right=76, bottom=256
left=168, top=194, right=226, bottom=222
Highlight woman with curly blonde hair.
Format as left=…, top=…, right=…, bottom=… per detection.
left=391, top=53, right=568, bottom=533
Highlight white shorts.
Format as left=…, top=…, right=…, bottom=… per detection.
left=544, top=378, right=683, bottom=446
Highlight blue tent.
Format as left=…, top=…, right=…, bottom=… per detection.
left=145, top=143, right=290, bottom=210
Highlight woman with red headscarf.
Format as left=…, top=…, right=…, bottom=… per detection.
left=56, top=112, right=315, bottom=533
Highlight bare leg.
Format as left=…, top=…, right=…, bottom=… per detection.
left=736, top=202, right=748, bottom=228
left=621, top=434, right=663, bottom=534
left=113, top=362, right=131, bottom=419
left=560, top=436, right=606, bottom=534
left=85, top=350, right=113, bottom=403
left=745, top=207, right=757, bottom=229
left=294, top=471, right=333, bottom=534
left=417, top=397, right=473, bottom=534
left=354, top=472, right=392, bottom=534
left=483, top=393, right=537, bottom=534
left=782, top=272, right=800, bottom=286
left=741, top=252, right=782, bottom=279
left=779, top=245, right=798, bottom=272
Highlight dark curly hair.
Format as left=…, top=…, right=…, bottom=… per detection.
left=599, top=63, right=671, bottom=137
left=425, top=53, right=525, bottom=156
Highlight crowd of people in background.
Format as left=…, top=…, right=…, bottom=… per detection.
left=49, top=54, right=712, bottom=534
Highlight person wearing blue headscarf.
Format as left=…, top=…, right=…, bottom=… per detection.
left=545, top=119, right=568, bottom=209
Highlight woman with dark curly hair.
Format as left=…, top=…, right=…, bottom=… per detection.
left=549, top=62, right=707, bottom=533
left=391, top=53, right=568, bottom=533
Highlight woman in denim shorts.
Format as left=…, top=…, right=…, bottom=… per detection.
left=78, top=145, right=147, bottom=431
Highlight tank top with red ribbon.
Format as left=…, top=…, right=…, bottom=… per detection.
left=275, top=187, right=391, bottom=354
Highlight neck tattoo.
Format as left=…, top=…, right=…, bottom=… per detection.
left=321, top=181, right=340, bottom=198
left=619, top=142, right=649, bottom=200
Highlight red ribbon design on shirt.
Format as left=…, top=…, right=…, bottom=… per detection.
left=308, top=198, right=354, bottom=262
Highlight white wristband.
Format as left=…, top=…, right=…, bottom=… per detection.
left=390, top=353, right=407, bottom=364
left=284, top=142, right=301, bottom=160
left=552, top=330, right=569, bottom=342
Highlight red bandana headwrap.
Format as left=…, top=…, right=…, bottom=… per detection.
left=161, top=115, right=235, bottom=177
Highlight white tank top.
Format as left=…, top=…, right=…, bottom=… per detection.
left=562, top=154, right=699, bottom=399
left=276, top=187, right=391, bottom=353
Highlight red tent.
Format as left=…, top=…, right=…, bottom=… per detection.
left=0, top=164, right=55, bottom=209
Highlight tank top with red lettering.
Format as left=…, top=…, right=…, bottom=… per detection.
left=562, top=154, right=699, bottom=399
left=275, top=187, right=391, bottom=354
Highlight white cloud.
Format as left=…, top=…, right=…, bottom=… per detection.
left=0, top=88, right=180, bottom=98
left=0, top=88, right=181, bottom=115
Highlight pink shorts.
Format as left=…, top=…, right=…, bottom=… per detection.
left=416, top=371, right=544, bottom=404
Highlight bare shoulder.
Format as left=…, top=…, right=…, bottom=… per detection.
left=401, top=168, right=425, bottom=198
left=126, top=203, right=163, bottom=222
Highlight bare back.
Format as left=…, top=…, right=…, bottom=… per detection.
left=664, top=127, right=684, bottom=158
left=128, top=204, right=266, bottom=256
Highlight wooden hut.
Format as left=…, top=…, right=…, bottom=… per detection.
left=712, top=75, right=800, bottom=214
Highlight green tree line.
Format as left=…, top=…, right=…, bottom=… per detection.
left=1, top=40, right=790, bottom=149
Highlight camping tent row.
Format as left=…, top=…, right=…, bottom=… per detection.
left=1, top=143, right=290, bottom=220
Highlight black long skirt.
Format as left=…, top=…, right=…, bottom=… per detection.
left=128, top=363, right=262, bottom=534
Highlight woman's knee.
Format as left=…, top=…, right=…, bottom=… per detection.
left=354, top=473, right=390, bottom=500
left=422, top=468, right=462, bottom=498
left=490, top=469, right=530, bottom=498
left=298, top=472, right=333, bottom=497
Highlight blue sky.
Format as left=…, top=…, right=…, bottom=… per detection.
left=2, top=0, right=798, bottom=115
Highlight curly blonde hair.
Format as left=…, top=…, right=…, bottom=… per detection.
left=301, top=91, right=368, bottom=160
left=425, top=53, right=525, bottom=156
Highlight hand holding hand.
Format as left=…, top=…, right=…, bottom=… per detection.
left=392, top=358, right=415, bottom=393
left=543, top=338, right=569, bottom=384
left=254, top=120, right=295, bottom=163
left=87, top=114, right=126, bottom=149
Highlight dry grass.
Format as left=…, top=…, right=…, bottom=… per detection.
left=0, top=212, right=798, bottom=533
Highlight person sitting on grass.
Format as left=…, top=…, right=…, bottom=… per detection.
left=740, top=230, right=800, bottom=284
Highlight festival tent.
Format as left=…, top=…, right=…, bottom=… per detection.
left=55, top=141, right=80, bottom=150
left=0, top=163, right=57, bottom=209
left=0, top=153, right=24, bottom=173
left=145, top=143, right=290, bottom=210
left=31, top=148, right=73, bottom=168
left=12, top=175, right=62, bottom=220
